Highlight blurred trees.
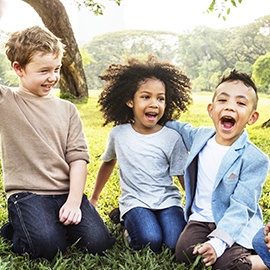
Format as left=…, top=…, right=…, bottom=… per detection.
left=1, top=0, right=269, bottom=126
left=1, top=15, right=270, bottom=95
left=82, top=30, right=179, bottom=89
left=253, top=53, right=270, bottom=93
left=80, top=15, right=270, bottom=94
left=0, top=2, right=269, bottom=98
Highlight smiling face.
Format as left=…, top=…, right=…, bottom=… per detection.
left=126, top=78, right=166, bottom=134
left=13, top=52, right=62, bottom=97
left=208, top=80, right=259, bottom=146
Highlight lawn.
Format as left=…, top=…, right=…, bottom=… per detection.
left=0, top=91, right=269, bottom=269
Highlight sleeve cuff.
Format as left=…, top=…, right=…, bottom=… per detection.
left=206, top=237, right=228, bottom=258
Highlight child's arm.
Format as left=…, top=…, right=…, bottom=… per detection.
left=177, top=175, right=185, bottom=190
left=59, top=159, right=87, bottom=226
left=264, top=222, right=270, bottom=251
left=89, top=159, right=117, bottom=207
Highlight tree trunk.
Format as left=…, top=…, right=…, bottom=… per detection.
left=22, top=0, right=88, bottom=99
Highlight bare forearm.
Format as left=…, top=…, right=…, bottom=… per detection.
left=90, top=159, right=116, bottom=204
left=68, top=159, right=87, bottom=205
left=59, top=159, right=87, bottom=225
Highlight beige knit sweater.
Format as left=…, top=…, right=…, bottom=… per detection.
left=0, top=85, right=89, bottom=197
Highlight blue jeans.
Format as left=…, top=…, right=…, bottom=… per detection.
left=123, top=206, right=186, bottom=252
left=252, top=227, right=270, bottom=268
left=7, top=192, right=116, bottom=260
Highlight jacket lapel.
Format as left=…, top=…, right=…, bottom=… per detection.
left=213, top=131, right=248, bottom=189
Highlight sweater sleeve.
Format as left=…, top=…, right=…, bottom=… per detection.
left=65, top=103, right=89, bottom=164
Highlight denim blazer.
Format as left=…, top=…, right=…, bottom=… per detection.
left=166, top=121, right=269, bottom=249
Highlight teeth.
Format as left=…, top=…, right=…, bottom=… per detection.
left=221, top=116, right=235, bottom=124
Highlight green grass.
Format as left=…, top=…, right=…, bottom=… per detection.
left=0, top=91, right=269, bottom=269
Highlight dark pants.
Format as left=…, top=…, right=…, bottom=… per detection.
left=7, top=192, right=116, bottom=260
left=176, top=220, right=252, bottom=270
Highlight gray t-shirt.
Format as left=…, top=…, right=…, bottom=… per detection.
left=101, top=123, right=188, bottom=219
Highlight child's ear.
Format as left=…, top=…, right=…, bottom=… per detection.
left=126, top=100, right=133, bottom=108
left=12, top=61, right=24, bottom=77
left=247, top=111, right=259, bottom=125
left=207, top=103, right=213, bottom=118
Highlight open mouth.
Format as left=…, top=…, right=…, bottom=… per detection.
left=220, top=116, right=236, bottom=130
left=42, top=84, right=54, bottom=91
left=146, top=112, right=158, bottom=120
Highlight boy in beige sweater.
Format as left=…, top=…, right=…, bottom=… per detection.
left=0, top=25, right=115, bottom=260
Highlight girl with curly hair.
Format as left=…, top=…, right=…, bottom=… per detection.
left=90, top=55, right=192, bottom=252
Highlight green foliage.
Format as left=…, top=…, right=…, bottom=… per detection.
left=234, top=61, right=253, bottom=74
left=59, top=92, right=88, bottom=104
left=0, top=55, right=18, bottom=86
left=206, top=0, right=243, bottom=19
left=79, top=15, right=270, bottom=92
left=0, top=92, right=269, bottom=269
left=79, top=48, right=95, bottom=66
left=253, top=53, right=270, bottom=94
left=72, top=0, right=120, bottom=15
left=1, top=16, right=270, bottom=95
left=178, top=15, right=270, bottom=83
left=82, top=30, right=180, bottom=89
left=192, top=58, right=221, bottom=92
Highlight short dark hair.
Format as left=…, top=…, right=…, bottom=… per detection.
left=213, top=69, right=258, bottom=109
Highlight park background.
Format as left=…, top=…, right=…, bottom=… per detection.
left=0, top=0, right=270, bottom=99
left=0, top=0, right=269, bottom=269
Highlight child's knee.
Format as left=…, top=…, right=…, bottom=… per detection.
left=13, top=233, right=66, bottom=260
left=131, top=231, right=162, bottom=252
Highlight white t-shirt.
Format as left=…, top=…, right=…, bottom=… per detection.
left=101, top=123, right=188, bottom=219
left=189, top=136, right=230, bottom=257
left=189, top=136, right=229, bottom=222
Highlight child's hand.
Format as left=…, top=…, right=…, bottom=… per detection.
left=264, top=222, right=270, bottom=251
left=59, top=201, right=82, bottom=226
left=193, top=243, right=217, bottom=267
left=264, top=222, right=270, bottom=236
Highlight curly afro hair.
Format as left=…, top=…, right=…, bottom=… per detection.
left=98, top=55, right=192, bottom=126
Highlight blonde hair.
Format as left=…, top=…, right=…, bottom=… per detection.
left=5, top=25, right=65, bottom=68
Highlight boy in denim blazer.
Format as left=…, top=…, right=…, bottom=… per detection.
left=167, top=70, right=269, bottom=270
